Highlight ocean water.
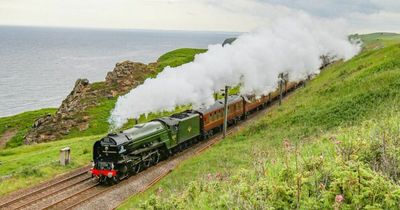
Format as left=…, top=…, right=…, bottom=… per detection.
left=0, top=26, right=237, bottom=117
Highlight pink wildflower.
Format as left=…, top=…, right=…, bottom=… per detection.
left=335, top=194, right=344, bottom=203
left=283, top=139, right=291, bottom=149
left=156, top=187, right=163, bottom=196
left=215, top=172, right=223, bottom=180
left=207, top=173, right=212, bottom=180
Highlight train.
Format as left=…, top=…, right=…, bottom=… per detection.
left=90, top=76, right=303, bottom=184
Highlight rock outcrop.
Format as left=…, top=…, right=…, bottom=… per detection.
left=24, top=61, right=157, bottom=144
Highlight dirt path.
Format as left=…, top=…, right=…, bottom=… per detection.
left=0, top=129, right=16, bottom=149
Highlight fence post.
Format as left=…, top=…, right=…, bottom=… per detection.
left=60, top=147, right=71, bottom=166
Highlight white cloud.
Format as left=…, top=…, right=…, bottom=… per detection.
left=0, top=0, right=273, bottom=31
left=348, top=11, right=400, bottom=33
left=0, top=0, right=399, bottom=32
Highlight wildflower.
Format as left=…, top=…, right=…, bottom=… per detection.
left=207, top=173, right=212, bottom=180
left=215, top=172, right=223, bottom=180
left=283, top=139, right=291, bottom=150
left=335, top=141, right=341, bottom=145
left=156, top=187, right=163, bottom=196
left=335, top=194, right=344, bottom=203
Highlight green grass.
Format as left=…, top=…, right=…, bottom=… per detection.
left=118, top=38, right=400, bottom=209
left=156, top=48, right=207, bottom=73
left=0, top=108, right=57, bottom=148
left=0, top=134, right=101, bottom=195
left=356, top=32, right=400, bottom=51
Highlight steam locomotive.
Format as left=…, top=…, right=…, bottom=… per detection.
left=90, top=77, right=302, bottom=184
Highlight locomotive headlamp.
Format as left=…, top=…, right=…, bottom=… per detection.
left=107, top=172, right=113, bottom=178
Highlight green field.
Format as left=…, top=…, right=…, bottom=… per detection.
left=0, top=135, right=102, bottom=195
left=118, top=33, right=400, bottom=209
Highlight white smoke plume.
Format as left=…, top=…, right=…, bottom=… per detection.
left=109, top=14, right=361, bottom=129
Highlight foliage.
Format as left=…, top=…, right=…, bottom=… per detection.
left=135, top=111, right=400, bottom=209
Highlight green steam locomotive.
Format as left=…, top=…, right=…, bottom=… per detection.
left=91, top=80, right=301, bottom=184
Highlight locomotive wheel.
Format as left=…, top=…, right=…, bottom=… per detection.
left=112, top=176, right=120, bottom=184
left=143, top=159, right=152, bottom=168
left=99, top=176, right=107, bottom=184
left=154, top=152, right=160, bottom=164
left=133, top=164, right=141, bottom=174
left=178, top=144, right=184, bottom=152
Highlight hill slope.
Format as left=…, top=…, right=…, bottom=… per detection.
left=119, top=35, right=400, bottom=209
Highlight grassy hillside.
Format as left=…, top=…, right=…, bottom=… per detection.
left=156, top=48, right=207, bottom=73
left=119, top=36, right=400, bottom=209
left=0, top=135, right=101, bottom=195
left=357, top=32, right=400, bottom=51
left=0, top=108, right=56, bottom=148
left=0, top=48, right=206, bottom=195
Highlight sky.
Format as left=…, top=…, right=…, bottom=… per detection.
left=0, top=0, right=399, bottom=33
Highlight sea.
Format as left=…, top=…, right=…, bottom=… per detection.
left=0, top=26, right=238, bottom=117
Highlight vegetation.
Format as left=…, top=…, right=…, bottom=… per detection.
left=0, top=108, right=56, bottom=148
left=118, top=34, right=400, bottom=209
left=156, top=48, right=207, bottom=73
left=356, top=32, right=400, bottom=51
left=0, top=135, right=101, bottom=195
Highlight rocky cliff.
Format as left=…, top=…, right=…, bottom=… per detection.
left=24, top=61, right=157, bottom=144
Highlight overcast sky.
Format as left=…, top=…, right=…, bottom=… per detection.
left=0, top=0, right=399, bottom=33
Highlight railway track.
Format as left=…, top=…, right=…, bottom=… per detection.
left=41, top=182, right=101, bottom=210
left=0, top=166, right=91, bottom=210
left=0, top=88, right=298, bottom=210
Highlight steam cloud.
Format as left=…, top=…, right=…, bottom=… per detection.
left=109, top=14, right=361, bottom=129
